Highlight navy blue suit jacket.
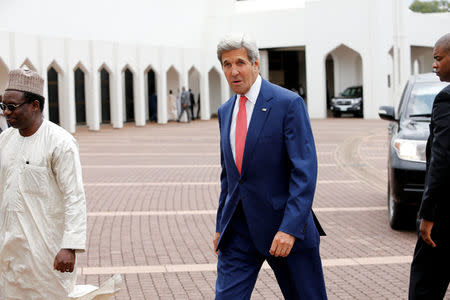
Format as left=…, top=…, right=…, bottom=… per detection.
left=216, top=78, right=322, bottom=256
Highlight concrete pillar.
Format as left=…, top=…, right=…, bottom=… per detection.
left=88, top=70, right=101, bottom=130
left=111, top=69, right=124, bottom=128
left=393, top=0, right=411, bottom=110
left=259, top=50, right=269, bottom=80
left=200, top=70, right=210, bottom=120
left=305, top=47, right=326, bottom=119
left=157, top=70, right=168, bottom=124
left=64, top=68, right=76, bottom=133
left=42, top=69, right=49, bottom=120
left=134, top=68, right=146, bottom=126
left=220, top=72, right=230, bottom=104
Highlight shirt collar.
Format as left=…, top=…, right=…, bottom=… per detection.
left=240, top=74, right=261, bottom=105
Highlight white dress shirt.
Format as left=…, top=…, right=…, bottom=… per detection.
left=230, top=74, right=262, bottom=162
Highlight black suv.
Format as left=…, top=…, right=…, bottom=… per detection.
left=330, top=86, right=363, bottom=117
left=378, top=73, right=448, bottom=230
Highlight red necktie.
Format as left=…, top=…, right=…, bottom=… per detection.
left=235, top=95, right=247, bottom=174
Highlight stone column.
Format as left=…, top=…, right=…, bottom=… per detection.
left=41, top=69, right=49, bottom=120
left=305, top=45, right=327, bottom=119
left=88, top=70, right=101, bottom=130
left=134, top=68, right=146, bottom=126
left=259, top=50, right=269, bottom=80
left=64, top=68, right=76, bottom=133
left=200, top=70, right=210, bottom=120
left=157, top=70, right=168, bottom=124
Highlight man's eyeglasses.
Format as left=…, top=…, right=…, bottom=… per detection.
left=0, top=102, right=27, bottom=112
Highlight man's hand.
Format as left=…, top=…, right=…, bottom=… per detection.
left=213, top=232, right=220, bottom=255
left=270, top=231, right=295, bottom=257
left=54, top=249, right=76, bottom=273
left=419, top=219, right=436, bottom=247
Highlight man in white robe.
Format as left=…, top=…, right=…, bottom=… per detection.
left=0, top=69, right=86, bottom=299
left=167, top=90, right=177, bottom=120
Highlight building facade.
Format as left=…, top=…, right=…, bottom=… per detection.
left=0, top=0, right=449, bottom=132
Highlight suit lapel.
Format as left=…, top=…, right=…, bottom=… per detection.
left=222, top=95, right=240, bottom=176
left=241, top=80, right=273, bottom=175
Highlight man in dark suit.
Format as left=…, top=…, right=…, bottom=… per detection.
left=213, top=33, right=327, bottom=300
left=176, top=86, right=190, bottom=123
left=409, top=33, right=450, bottom=300
left=189, top=89, right=195, bottom=120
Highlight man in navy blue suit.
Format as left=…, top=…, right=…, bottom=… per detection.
left=213, top=33, right=327, bottom=299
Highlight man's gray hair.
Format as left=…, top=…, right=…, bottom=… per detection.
left=217, top=33, right=260, bottom=64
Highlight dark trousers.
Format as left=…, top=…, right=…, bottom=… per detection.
left=216, top=203, right=327, bottom=300
left=196, top=103, right=200, bottom=119
left=190, top=105, right=195, bottom=120
left=177, top=105, right=190, bottom=122
left=409, top=233, right=449, bottom=299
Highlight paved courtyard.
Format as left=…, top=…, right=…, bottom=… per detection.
left=73, top=118, right=449, bottom=299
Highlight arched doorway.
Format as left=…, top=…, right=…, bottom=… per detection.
left=325, top=44, right=363, bottom=118
left=208, top=68, right=221, bottom=118
left=47, top=67, right=60, bottom=124
left=267, top=47, right=307, bottom=101
left=188, top=66, right=200, bottom=120
left=145, top=67, right=157, bottom=122
left=74, top=67, right=87, bottom=124
left=411, top=46, right=434, bottom=74
left=100, top=67, right=111, bottom=124
left=123, top=68, right=134, bottom=122
left=166, top=66, right=180, bottom=121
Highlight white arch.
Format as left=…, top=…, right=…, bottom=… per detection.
left=121, top=65, right=136, bottom=122
left=98, top=64, right=113, bottom=124
left=325, top=44, right=363, bottom=99
left=98, top=63, right=113, bottom=74
left=73, top=62, right=90, bottom=124
left=0, top=57, right=10, bottom=94
left=166, top=66, right=180, bottom=121
left=144, top=65, right=158, bottom=122
left=208, top=67, right=221, bottom=118
left=47, top=61, right=64, bottom=124
left=48, top=60, right=64, bottom=74
left=121, top=64, right=136, bottom=75
left=20, top=58, right=37, bottom=72
left=74, top=61, right=89, bottom=74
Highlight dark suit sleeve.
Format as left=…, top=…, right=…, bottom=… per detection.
left=279, top=97, right=318, bottom=240
left=216, top=110, right=228, bottom=233
left=418, top=91, right=450, bottom=221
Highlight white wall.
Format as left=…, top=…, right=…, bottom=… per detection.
left=0, top=0, right=209, bottom=47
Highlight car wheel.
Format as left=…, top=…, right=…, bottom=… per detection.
left=387, top=181, right=416, bottom=230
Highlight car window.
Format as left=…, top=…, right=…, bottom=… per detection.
left=341, top=87, right=361, bottom=97
left=406, top=82, right=448, bottom=117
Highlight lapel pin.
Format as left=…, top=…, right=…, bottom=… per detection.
left=262, top=108, right=267, bottom=112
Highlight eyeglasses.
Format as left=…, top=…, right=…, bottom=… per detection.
left=0, top=102, right=28, bottom=112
